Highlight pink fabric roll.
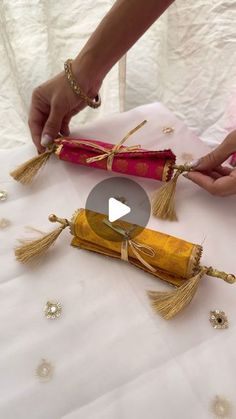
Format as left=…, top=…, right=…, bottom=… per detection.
left=55, top=137, right=176, bottom=182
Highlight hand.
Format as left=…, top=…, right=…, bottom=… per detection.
left=28, top=59, right=102, bottom=153
left=185, top=130, right=236, bottom=196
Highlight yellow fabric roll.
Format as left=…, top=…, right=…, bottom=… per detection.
left=70, top=209, right=202, bottom=287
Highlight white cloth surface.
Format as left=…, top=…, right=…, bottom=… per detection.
left=0, top=103, right=236, bottom=419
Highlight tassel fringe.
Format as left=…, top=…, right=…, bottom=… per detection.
left=152, top=165, right=191, bottom=221
left=15, top=214, right=69, bottom=263
left=148, top=266, right=235, bottom=319
left=152, top=171, right=181, bottom=221
left=10, top=148, right=54, bottom=185
left=15, top=227, right=64, bottom=263
left=148, top=268, right=205, bottom=319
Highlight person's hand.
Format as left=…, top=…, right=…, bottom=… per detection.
left=28, top=59, right=102, bottom=153
left=185, top=130, right=236, bottom=196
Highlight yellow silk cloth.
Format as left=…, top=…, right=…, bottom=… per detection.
left=71, top=209, right=202, bottom=287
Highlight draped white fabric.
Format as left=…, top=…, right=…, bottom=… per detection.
left=125, top=0, right=236, bottom=146
left=1, top=0, right=236, bottom=150
left=0, top=0, right=119, bottom=149
left=1, top=103, right=236, bottom=419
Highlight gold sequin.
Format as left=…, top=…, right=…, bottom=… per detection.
left=44, top=301, right=62, bottom=319
left=0, top=218, right=11, bottom=229
left=0, top=190, right=8, bottom=201
left=209, top=310, right=228, bottom=329
left=36, top=359, right=53, bottom=382
left=162, top=127, right=174, bottom=134
left=211, top=395, right=233, bottom=418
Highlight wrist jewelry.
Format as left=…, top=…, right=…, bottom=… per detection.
left=64, top=59, right=101, bottom=109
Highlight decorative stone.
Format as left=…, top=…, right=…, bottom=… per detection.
left=209, top=310, right=228, bottom=329
left=44, top=301, right=62, bottom=319
left=36, top=359, right=53, bottom=382
left=162, top=127, right=175, bottom=134
left=211, top=395, right=233, bottom=418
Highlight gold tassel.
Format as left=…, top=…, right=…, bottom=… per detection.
left=10, top=147, right=55, bottom=185
left=148, top=267, right=235, bottom=320
left=152, top=164, right=191, bottom=221
left=15, top=214, right=69, bottom=263
left=148, top=268, right=205, bottom=319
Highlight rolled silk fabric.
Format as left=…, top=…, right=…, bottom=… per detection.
left=15, top=208, right=235, bottom=319
left=54, top=137, right=176, bottom=182
left=70, top=209, right=202, bottom=287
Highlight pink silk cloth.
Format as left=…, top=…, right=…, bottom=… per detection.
left=54, top=137, right=176, bottom=182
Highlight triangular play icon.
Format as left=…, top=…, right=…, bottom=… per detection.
left=108, top=197, right=131, bottom=222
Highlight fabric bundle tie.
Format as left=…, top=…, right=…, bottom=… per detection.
left=15, top=208, right=235, bottom=320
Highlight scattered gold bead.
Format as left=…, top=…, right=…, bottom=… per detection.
left=162, top=127, right=174, bottom=134
left=209, top=310, right=228, bottom=329
left=44, top=301, right=62, bottom=319
left=0, top=218, right=11, bottom=229
left=211, top=395, right=233, bottom=418
left=36, top=359, right=53, bottom=382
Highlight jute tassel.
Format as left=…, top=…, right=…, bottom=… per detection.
left=148, top=267, right=235, bottom=320
left=10, top=146, right=56, bottom=185
left=152, top=164, right=191, bottom=221
left=15, top=214, right=69, bottom=263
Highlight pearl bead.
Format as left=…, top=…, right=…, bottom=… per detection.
left=0, top=190, right=8, bottom=201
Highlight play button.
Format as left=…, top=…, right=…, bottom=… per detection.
left=108, top=197, right=131, bottom=222
left=85, top=177, right=151, bottom=242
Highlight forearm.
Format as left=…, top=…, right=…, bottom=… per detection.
left=74, top=0, right=174, bottom=82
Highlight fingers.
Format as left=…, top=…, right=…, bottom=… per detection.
left=41, top=104, right=64, bottom=147
left=203, top=166, right=233, bottom=179
left=28, top=76, right=87, bottom=152
left=194, top=146, right=232, bottom=171
left=185, top=171, right=236, bottom=196
left=229, top=152, right=236, bottom=167
left=192, top=132, right=236, bottom=172
left=60, top=116, right=71, bottom=137
left=28, top=105, right=47, bottom=154
left=60, top=102, right=86, bottom=137
left=214, top=165, right=233, bottom=176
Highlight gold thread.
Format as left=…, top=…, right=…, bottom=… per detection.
left=54, top=144, right=63, bottom=158
left=69, top=209, right=82, bottom=236
left=103, top=219, right=156, bottom=273
left=162, top=160, right=174, bottom=182
left=187, top=245, right=203, bottom=278
left=86, top=120, right=146, bottom=170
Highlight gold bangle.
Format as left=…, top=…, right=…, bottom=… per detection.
left=64, top=59, right=101, bottom=109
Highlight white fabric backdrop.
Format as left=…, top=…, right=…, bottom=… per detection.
left=0, top=0, right=119, bottom=148
left=125, top=0, right=236, bottom=146
left=0, top=0, right=236, bottom=150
